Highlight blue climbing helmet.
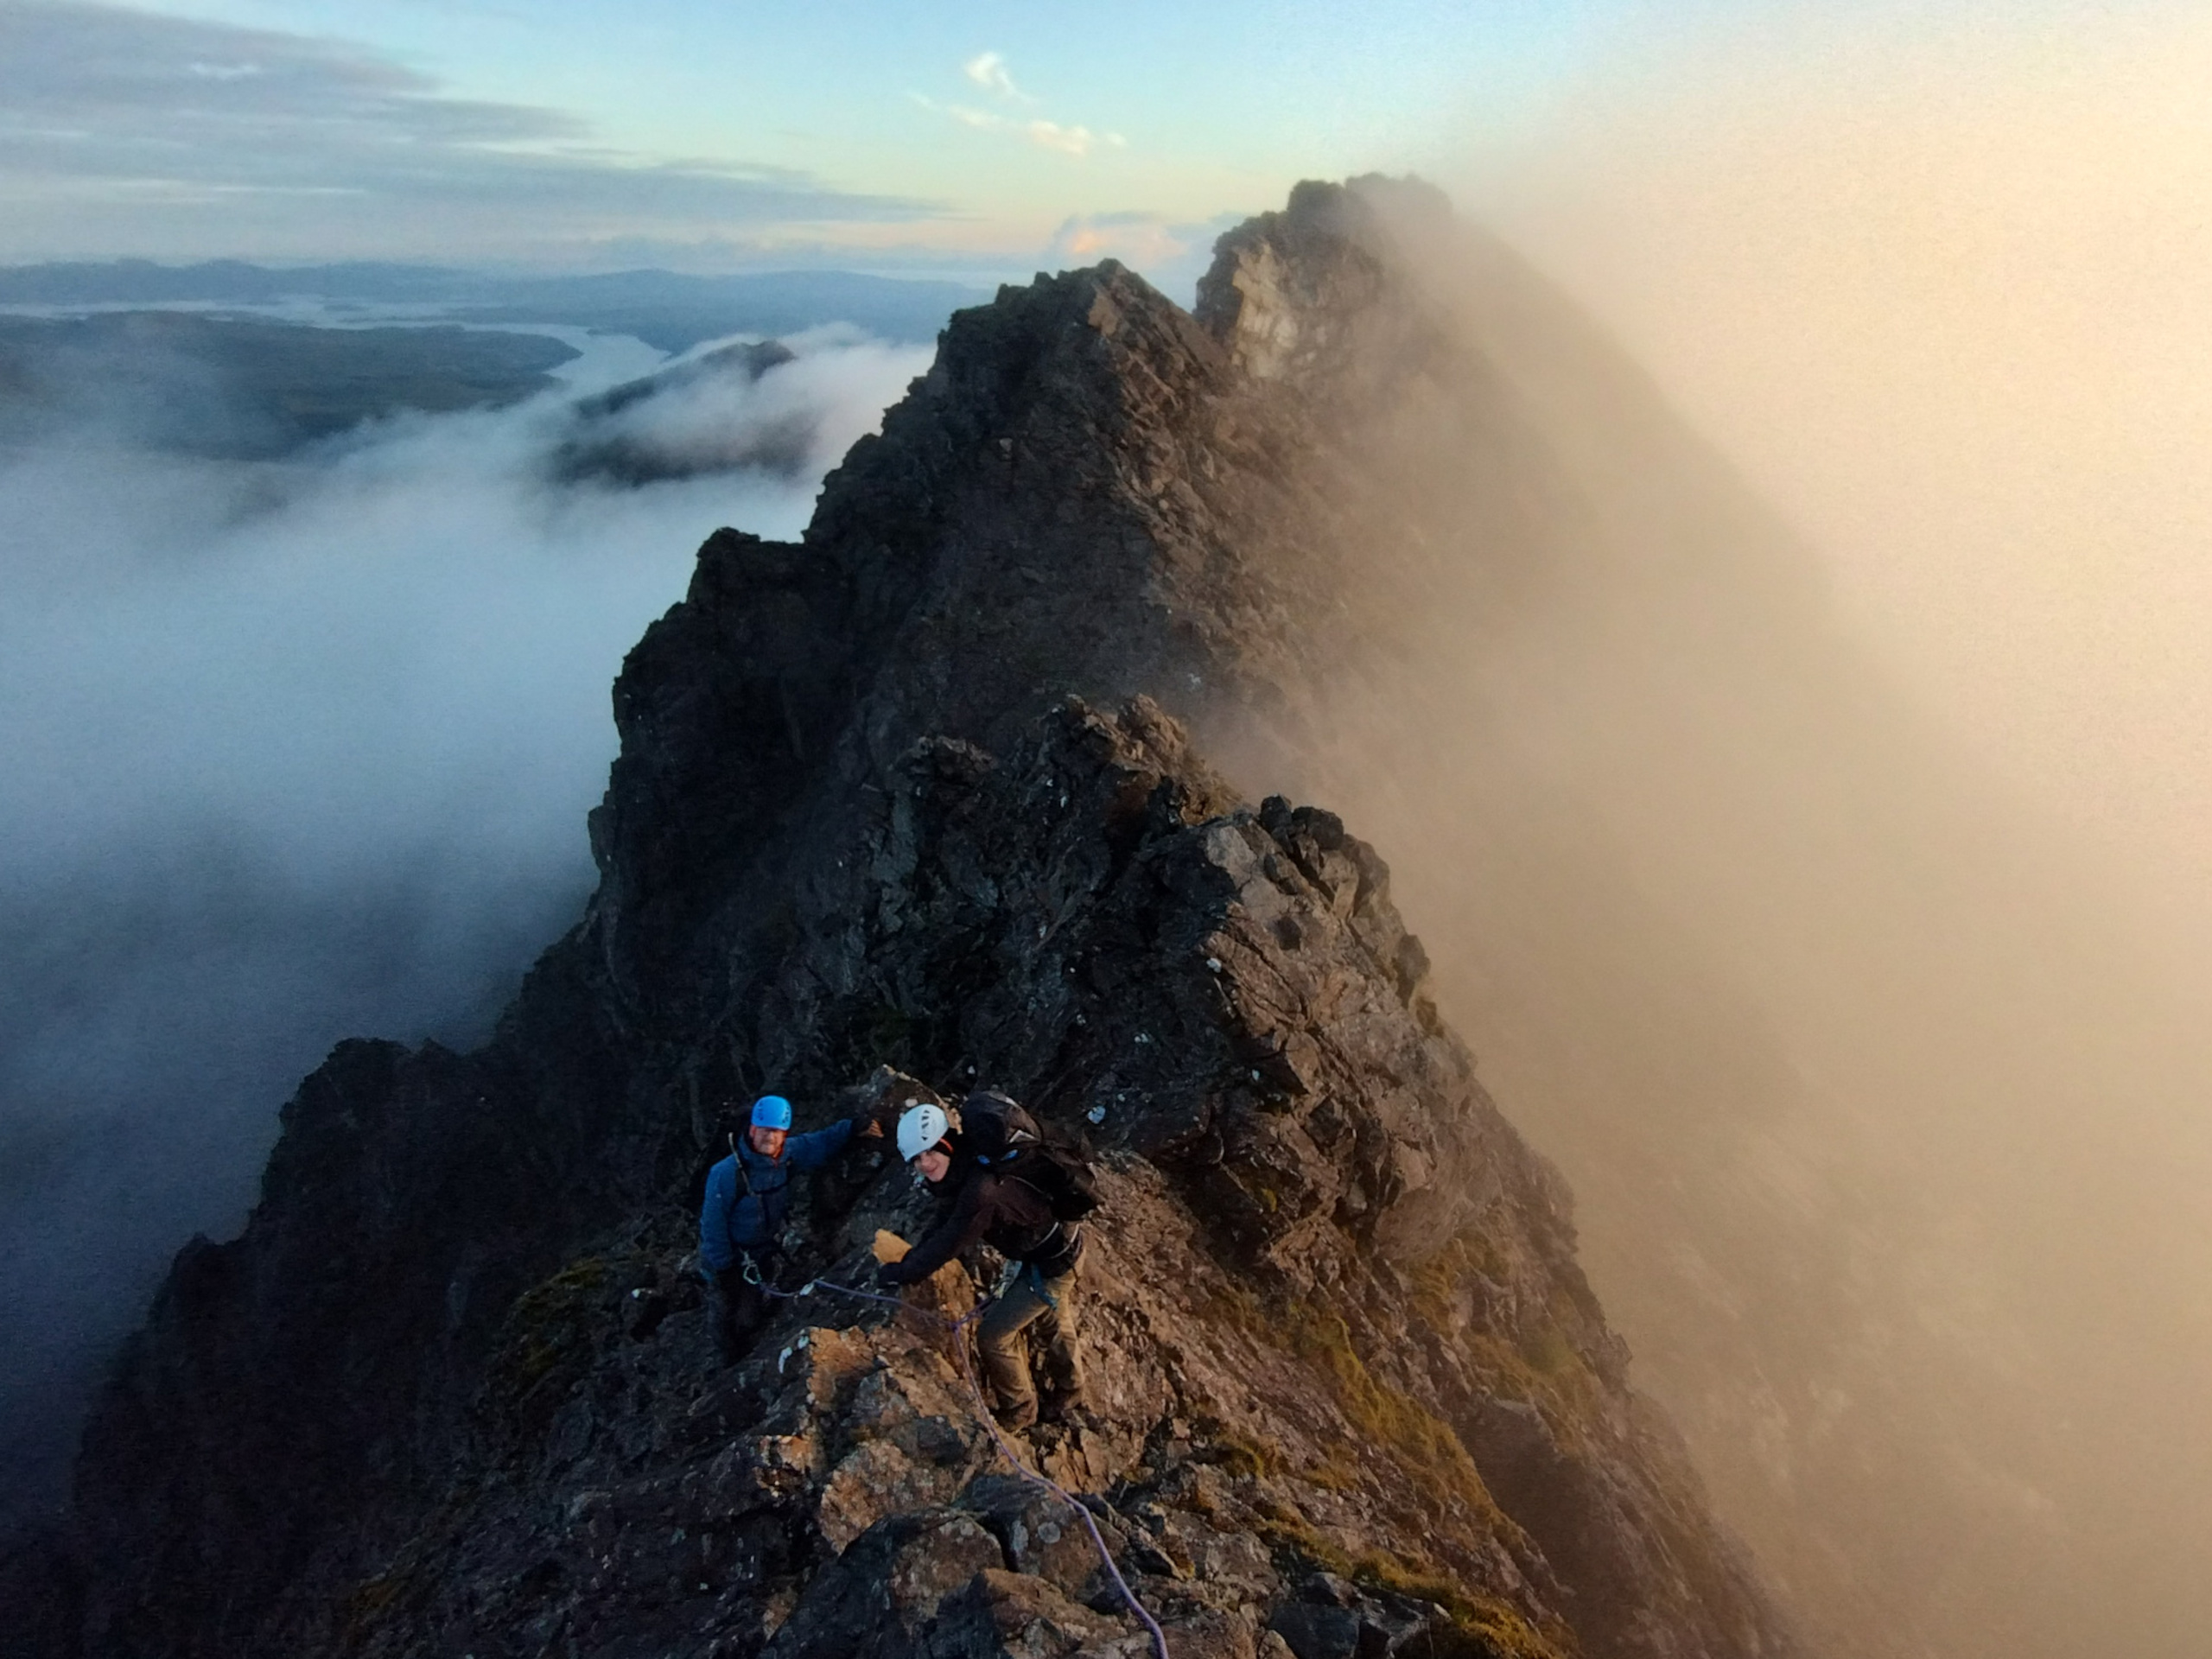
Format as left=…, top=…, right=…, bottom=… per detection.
left=750, top=1094, right=793, bottom=1131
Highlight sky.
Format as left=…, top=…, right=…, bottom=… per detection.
left=0, top=0, right=1615, bottom=276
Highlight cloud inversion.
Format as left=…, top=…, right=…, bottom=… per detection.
left=0, top=322, right=932, bottom=1522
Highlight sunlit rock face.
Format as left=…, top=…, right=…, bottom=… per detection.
left=5, top=180, right=1796, bottom=1659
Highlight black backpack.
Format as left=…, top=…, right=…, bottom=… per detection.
left=962, top=1090, right=1100, bottom=1223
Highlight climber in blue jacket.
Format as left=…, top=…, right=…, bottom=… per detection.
left=700, top=1093, right=881, bottom=1363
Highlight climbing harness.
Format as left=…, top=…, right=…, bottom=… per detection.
left=760, top=1273, right=1172, bottom=1659
left=721, top=1139, right=766, bottom=1248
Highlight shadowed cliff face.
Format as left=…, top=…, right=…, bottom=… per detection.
left=8, top=182, right=1794, bottom=1659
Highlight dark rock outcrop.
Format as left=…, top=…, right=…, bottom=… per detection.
left=10, top=180, right=1796, bottom=1659
left=555, top=338, right=808, bottom=485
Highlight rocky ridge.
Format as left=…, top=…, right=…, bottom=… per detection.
left=6, top=180, right=1796, bottom=1659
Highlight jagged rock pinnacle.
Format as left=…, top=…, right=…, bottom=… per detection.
left=6, top=179, right=1798, bottom=1659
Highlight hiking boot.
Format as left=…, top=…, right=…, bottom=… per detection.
left=1038, top=1389, right=1091, bottom=1427
left=992, top=1400, right=1039, bottom=1431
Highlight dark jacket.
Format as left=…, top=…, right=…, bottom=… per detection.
left=880, top=1166, right=1083, bottom=1285
left=698, top=1118, right=858, bottom=1272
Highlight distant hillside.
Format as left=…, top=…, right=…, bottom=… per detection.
left=0, top=260, right=460, bottom=307
left=0, top=262, right=991, bottom=352
left=0, top=312, right=577, bottom=458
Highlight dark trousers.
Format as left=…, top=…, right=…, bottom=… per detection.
left=709, top=1252, right=778, bottom=1364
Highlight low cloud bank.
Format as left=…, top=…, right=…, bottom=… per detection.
left=0, top=327, right=930, bottom=1521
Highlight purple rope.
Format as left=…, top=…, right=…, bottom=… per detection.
left=765, top=1274, right=1172, bottom=1659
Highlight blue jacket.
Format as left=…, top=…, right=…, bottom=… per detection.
left=698, top=1117, right=857, bottom=1273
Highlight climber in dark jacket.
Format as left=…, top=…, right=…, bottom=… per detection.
left=700, top=1093, right=880, bottom=1363
left=877, top=1097, right=1088, bottom=1427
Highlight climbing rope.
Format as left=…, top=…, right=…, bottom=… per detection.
left=763, top=1273, right=1173, bottom=1659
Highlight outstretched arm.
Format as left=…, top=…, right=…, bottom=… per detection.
left=783, top=1116, right=859, bottom=1169
left=880, top=1178, right=993, bottom=1286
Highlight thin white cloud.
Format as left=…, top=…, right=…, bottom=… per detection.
left=962, top=50, right=1032, bottom=103
left=918, top=53, right=1123, bottom=161
left=1024, top=119, right=1098, bottom=158
left=913, top=82, right=1125, bottom=162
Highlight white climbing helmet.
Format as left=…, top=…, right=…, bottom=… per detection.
left=896, top=1102, right=951, bottom=1162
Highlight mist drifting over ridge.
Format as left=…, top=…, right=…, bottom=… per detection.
left=0, top=323, right=931, bottom=1519
left=1269, top=19, right=2212, bottom=1656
